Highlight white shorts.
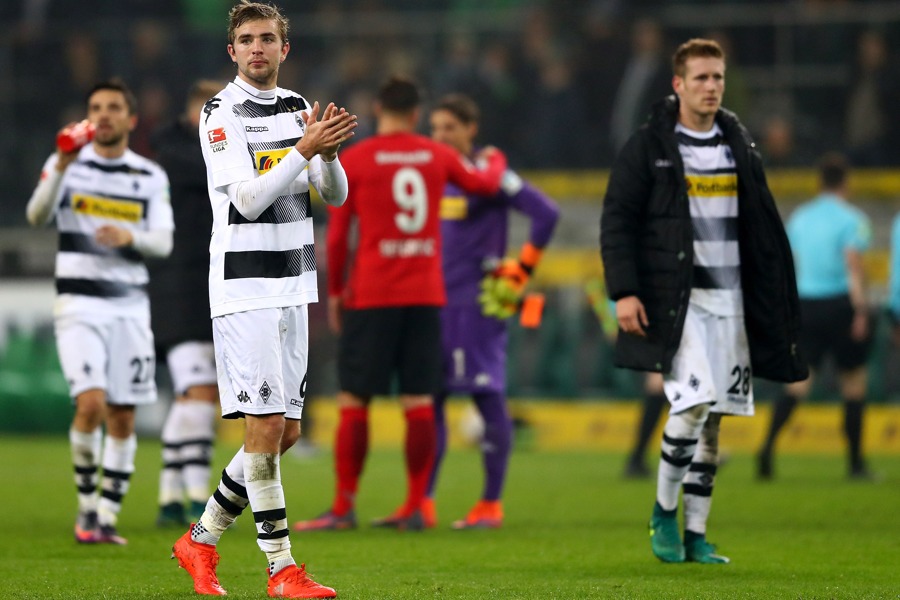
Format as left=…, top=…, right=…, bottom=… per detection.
left=212, top=305, right=308, bottom=420
left=167, top=341, right=217, bottom=396
left=55, top=313, right=157, bottom=405
left=664, top=303, right=754, bottom=416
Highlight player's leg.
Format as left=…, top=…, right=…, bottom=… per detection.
left=373, top=306, right=441, bottom=530
left=839, top=366, right=870, bottom=478
left=56, top=317, right=107, bottom=543
left=682, top=413, right=729, bottom=563
left=424, top=391, right=449, bottom=528
left=624, top=372, right=667, bottom=478
left=159, top=342, right=219, bottom=526
left=758, top=378, right=810, bottom=479
left=451, top=389, right=510, bottom=530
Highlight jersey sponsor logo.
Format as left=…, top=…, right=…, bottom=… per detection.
left=207, top=127, right=229, bottom=153
left=684, top=174, right=738, bottom=197
left=379, top=238, right=436, bottom=258
left=255, top=147, right=292, bottom=174
left=72, top=193, right=144, bottom=222
left=374, top=150, right=433, bottom=165
left=245, top=125, right=269, bottom=133
left=439, top=196, right=467, bottom=220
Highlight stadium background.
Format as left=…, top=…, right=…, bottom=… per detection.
left=1, top=0, right=900, bottom=455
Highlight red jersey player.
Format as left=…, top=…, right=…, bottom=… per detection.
left=293, top=76, right=506, bottom=531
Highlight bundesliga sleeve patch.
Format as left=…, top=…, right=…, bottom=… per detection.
left=207, top=128, right=228, bottom=153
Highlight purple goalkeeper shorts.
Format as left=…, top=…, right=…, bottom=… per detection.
left=441, top=305, right=508, bottom=394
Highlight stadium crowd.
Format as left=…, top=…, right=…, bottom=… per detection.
left=3, top=0, right=900, bottom=224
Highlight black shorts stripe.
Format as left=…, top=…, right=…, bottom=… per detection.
left=59, top=232, right=143, bottom=262
left=224, top=244, right=316, bottom=280
left=103, top=469, right=132, bottom=481
left=257, top=529, right=290, bottom=540
left=56, top=278, right=146, bottom=298
left=213, top=489, right=244, bottom=515
left=682, top=483, right=713, bottom=497
left=660, top=451, right=694, bottom=468
left=662, top=433, right=697, bottom=447
left=221, top=470, right=248, bottom=499
left=101, top=490, right=124, bottom=503
left=254, top=508, right=287, bottom=522
left=692, top=265, right=741, bottom=289
left=74, top=466, right=97, bottom=475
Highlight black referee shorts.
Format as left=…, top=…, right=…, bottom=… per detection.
left=799, top=295, right=874, bottom=371
left=338, top=305, right=442, bottom=397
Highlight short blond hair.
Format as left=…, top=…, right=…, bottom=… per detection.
left=672, top=38, right=725, bottom=77
left=228, top=1, right=289, bottom=46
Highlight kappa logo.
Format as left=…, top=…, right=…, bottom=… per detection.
left=289, top=398, right=304, bottom=408
left=259, top=380, right=272, bottom=404
left=245, top=125, right=269, bottom=133
left=237, top=390, right=250, bottom=403
left=655, top=159, right=673, bottom=168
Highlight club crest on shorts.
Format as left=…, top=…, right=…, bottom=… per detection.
left=259, top=380, right=272, bottom=404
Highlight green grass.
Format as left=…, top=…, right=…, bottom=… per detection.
left=0, top=435, right=897, bottom=599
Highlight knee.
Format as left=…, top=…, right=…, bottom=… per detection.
left=280, top=421, right=301, bottom=453
left=681, top=403, right=711, bottom=428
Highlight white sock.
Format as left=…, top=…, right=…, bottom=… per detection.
left=180, top=400, right=216, bottom=503
left=244, top=452, right=293, bottom=567
left=159, top=402, right=187, bottom=506
left=656, top=404, right=710, bottom=511
left=98, top=433, right=137, bottom=527
left=683, top=413, right=721, bottom=535
left=70, top=427, right=101, bottom=515
left=194, top=447, right=249, bottom=545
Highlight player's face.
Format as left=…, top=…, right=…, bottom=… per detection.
left=87, top=89, right=136, bottom=147
left=228, top=19, right=289, bottom=89
left=429, top=109, right=476, bottom=155
left=673, top=56, right=725, bottom=122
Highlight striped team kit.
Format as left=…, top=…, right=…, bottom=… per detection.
left=663, top=123, right=753, bottom=417
left=42, top=145, right=172, bottom=404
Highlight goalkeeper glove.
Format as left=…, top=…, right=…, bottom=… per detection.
left=478, top=242, right=543, bottom=321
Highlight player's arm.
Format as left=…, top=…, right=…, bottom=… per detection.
left=601, top=133, right=653, bottom=336
left=25, top=145, right=78, bottom=227
left=442, top=144, right=507, bottom=197
left=845, top=214, right=872, bottom=341
left=325, top=187, right=354, bottom=333
left=96, top=172, right=174, bottom=259
left=308, top=154, right=348, bottom=207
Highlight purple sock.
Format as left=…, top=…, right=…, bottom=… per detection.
left=426, top=393, right=448, bottom=497
left=474, top=391, right=512, bottom=501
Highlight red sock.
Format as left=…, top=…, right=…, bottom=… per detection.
left=332, top=406, right=369, bottom=517
left=402, top=404, right=436, bottom=515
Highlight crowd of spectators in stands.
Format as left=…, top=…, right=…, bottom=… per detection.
left=2, top=0, right=900, bottom=223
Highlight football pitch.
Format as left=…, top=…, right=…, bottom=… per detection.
left=1, top=435, right=897, bottom=599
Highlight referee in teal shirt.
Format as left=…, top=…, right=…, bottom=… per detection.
left=758, top=153, right=875, bottom=480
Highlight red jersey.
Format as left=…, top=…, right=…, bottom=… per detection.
left=328, top=132, right=505, bottom=308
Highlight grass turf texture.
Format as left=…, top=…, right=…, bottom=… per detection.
left=1, top=435, right=897, bottom=599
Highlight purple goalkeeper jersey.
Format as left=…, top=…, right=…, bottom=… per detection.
left=439, top=170, right=559, bottom=392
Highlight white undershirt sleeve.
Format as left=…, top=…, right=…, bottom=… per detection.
left=308, top=155, right=348, bottom=207
left=131, top=229, right=173, bottom=259
left=227, top=148, right=310, bottom=221
left=26, top=167, right=63, bottom=227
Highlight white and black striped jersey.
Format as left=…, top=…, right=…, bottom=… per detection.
left=677, top=122, right=742, bottom=317
left=201, top=77, right=327, bottom=318
left=37, top=145, right=172, bottom=318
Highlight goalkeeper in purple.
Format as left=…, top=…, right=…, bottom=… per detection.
left=425, top=94, right=559, bottom=529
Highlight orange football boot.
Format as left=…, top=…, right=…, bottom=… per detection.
left=267, top=563, right=336, bottom=598
left=171, top=525, right=227, bottom=596
left=451, top=500, right=503, bottom=530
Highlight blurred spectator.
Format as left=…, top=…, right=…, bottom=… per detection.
left=760, top=115, right=806, bottom=168
left=844, top=29, right=900, bottom=166
left=609, top=18, right=671, bottom=153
